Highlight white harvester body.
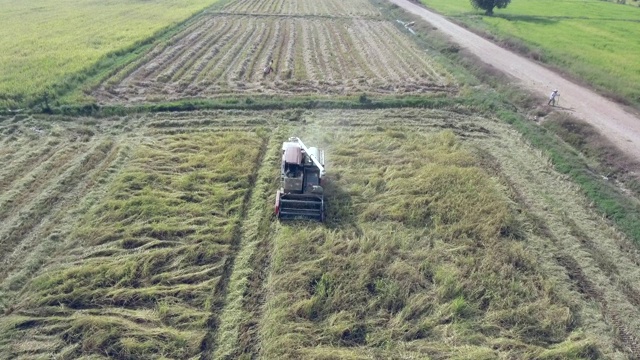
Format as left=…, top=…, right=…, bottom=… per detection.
left=275, top=137, right=325, bottom=221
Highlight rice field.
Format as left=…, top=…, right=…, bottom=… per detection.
left=221, top=0, right=382, bottom=17
left=94, top=0, right=456, bottom=103
left=0, top=0, right=223, bottom=109
left=1, top=109, right=640, bottom=358
left=2, top=0, right=640, bottom=359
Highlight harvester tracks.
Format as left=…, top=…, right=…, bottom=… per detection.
left=561, top=214, right=640, bottom=312
left=210, top=132, right=281, bottom=359
left=199, top=134, right=270, bottom=360
left=234, top=224, right=273, bottom=359
left=555, top=254, right=640, bottom=357
left=474, top=120, right=640, bottom=358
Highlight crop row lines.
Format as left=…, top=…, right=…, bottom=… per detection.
left=199, top=134, right=270, bottom=359
left=104, top=16, right=219, bottom=90
left=267, top=19, right=288, bottom=80
left=380, top=23, right=450, bottom=84
left=0, top=143, right=88, bottom=223
left=0, top=138, right=62, bottom=194
left=555, top=254, right=640, bottom=357
left=204, top=19, right=261, bottom=85
left=232, top=21, right=272, bottom=82
left=155, top=19, right=232, bottom=84
left=97, top=15, right=455, bottom=101
left=179, top=23, right=234, bottom=90
left=188, top=20, right=246, bottom=89
left=0, top=140, right=130, bottom=298
left=168, top=20, right=235, bottom=84
left=211, top=131, right=280, bottom=359
left=482, top=126, right=640, bottom=359
left=221, top=0, right=381, bottom=18
left=0, top=139, right=116, bottom=280
left=194, top=21, right=258, bottom=90
left=213, top=22, right=262, bottom=87
left=134, top=17, right=222, bottom=85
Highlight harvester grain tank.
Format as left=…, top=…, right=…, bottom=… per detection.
left=275, top=137, right=325, bottom=221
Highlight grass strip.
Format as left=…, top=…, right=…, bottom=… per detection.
left=495, top=108, right=640, bottom=243
left=37, top=94, right=458, bottom=117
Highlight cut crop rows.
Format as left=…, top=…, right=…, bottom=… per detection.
left=96, top=15, right=455, bottom=103
left=256, top=127, right=584, bottom=359
left=473, top=117, right=640, bottom=359
left=220, top=0, right=382, bottom=18
left=0, top=129, right=263, bottom=359
left=2, top=108, right=639, bottom=359
left=0, top=121, right=124, bottom=286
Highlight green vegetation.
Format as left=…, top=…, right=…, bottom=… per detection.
left=2, top=108, right=638, bottom=358
left=420, top=0, right=640, bottom=105
left=46, top=94, right=459, bottom=117
left=2, top=0, right=640, bottom=357
left=471, top=0, right=512, bottom=15
left=261, top=130, right=598, bottom=358
left=542, top=112, right=640, bottom=197
left=0, top=131, right=262, bottom=358
left=500, top=108, right=640, bottom=243
left=0, top=0, right=222, bottom=109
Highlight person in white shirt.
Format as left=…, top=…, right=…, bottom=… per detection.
left=548, top=89, right=559, bottom=106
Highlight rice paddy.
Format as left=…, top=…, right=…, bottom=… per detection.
left=1, top=0, right=639, bottom=358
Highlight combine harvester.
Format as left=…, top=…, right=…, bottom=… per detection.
left=275, top=137, right=326, bottom=222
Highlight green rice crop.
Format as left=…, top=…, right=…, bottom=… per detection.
left=420, top=0, right=640, bottom=105
left=260, top=130, right=598, bottom=359
left=0, top=0, right=221, bottom=109
left=0, top=131, right=261, bottom=359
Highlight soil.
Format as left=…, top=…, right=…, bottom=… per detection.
left=390, top=0, right=640, bottom=161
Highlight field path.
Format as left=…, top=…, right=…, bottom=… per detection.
left=389, top=0, right=640, bottom=160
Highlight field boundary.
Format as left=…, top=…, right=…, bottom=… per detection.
left=412, top=0, right=640, bottom=109
left=16, top=0, right=236, bottom=112
left=480, top=148, right=640, bottom=358
left=39, top=95, right=457, bottom=117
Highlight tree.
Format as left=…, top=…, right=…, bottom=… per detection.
left=470, top=0, right=512, bottom=15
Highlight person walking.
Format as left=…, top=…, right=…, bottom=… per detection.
left=548, top=89, right=559, bottom=106
left=263, top=59, right=274, bottom=77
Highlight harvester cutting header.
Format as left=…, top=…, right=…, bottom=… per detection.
left=275, top=137, right=326, bottom=222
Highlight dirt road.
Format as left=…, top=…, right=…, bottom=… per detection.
left=390, top=0, right=640, bottom=160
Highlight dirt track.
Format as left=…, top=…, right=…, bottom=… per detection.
left=390, top=0, right=640, bottom=160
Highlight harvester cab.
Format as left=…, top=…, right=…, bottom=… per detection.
left=275, top=137, right=325, bottom=222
